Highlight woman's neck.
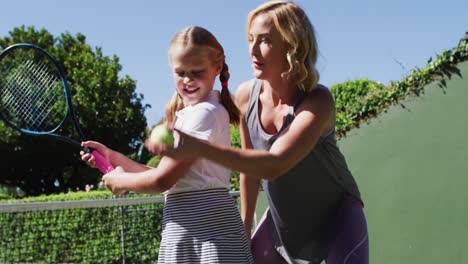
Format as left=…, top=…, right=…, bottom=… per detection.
left=261, top=79, right=298, bottom=106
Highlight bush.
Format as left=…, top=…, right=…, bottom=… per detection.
left=0, top=191, right=163, bottom=263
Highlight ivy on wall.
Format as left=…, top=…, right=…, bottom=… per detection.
left=332, top=32, right=468, bottom=138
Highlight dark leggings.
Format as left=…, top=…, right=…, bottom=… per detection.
left=251, top=196, right=369, bottom=264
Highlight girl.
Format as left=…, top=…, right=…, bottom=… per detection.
left=149, top=1, right=369, bottom=264
left=81, top=26, right=254, bottom=264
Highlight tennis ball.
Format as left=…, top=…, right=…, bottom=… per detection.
left=150, top=124, right=174, bottom=146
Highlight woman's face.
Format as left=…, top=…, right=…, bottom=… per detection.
left=248, top=13, right=289, bottom=80
left=169, top=46, right=221, bottom=106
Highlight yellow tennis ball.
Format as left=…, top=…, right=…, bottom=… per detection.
left=150, top=124, right=174, bottom=146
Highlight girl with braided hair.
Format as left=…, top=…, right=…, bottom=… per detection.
left=80, top=26, right=254, bottom=263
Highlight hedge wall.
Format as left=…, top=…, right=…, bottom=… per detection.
left=0, top=191, right=163, bottom=263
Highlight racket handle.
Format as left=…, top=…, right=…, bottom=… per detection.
left=91, top=150, right=115, bottom=174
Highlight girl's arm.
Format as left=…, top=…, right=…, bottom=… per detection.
left=102, top=156, right=194, bottom=194
left=81, top=140, right=194, bottom=195
left=81, top=141, right=151, bottom=173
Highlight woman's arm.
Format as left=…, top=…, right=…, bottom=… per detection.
left=236, top=83, right=261, bottom=237
left=240, top=172, right=260, bottom=238
left=166, top=86, right=335, bottom=180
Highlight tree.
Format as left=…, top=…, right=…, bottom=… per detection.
left=0, top=26, right=150, bottom=196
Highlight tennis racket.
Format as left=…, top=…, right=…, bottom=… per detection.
left=0, top=43, right=114, bottom=174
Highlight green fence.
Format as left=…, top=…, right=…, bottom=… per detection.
left=0, top=192, right=240, bottom=263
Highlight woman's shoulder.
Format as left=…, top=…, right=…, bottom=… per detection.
left=292, top=84, right=335, bottom=134
left=235, top=79, right=256, bottom=112
left=305, top=84, right=333, bottom=103
left=300, top=83, right=335, bottom=113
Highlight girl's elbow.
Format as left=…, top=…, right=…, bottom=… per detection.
left=153, top=177, right=175, bottom=193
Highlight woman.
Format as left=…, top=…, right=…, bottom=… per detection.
left=150, top=1, right=369, bottom=263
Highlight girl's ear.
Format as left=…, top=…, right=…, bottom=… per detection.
left=216, top=61, right=223, bottom=75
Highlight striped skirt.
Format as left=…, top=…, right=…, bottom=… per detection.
left=158, top=188, right=254, bottom=264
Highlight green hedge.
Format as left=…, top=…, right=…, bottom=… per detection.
left=330, top=79, right=385, bottom=133
left=0, top=191, right=163, bottom=263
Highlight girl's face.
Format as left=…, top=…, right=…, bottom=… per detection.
left=170, top=46, right=221, bottom=106
left=248, top=13, right=289, bottom=80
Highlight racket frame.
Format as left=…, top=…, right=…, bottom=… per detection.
left=0, top=43, right=87, bottom=147
left=0, top=43, right=114, bottom=173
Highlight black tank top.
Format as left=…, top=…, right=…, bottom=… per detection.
left=246, top=79, right=362, bottom=262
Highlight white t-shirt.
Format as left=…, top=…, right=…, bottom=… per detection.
left=165, top=91, right=231, bottom=194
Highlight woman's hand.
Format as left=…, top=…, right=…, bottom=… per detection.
left=80, top=141, right=113, bottom=168
left=101, top=166, right=127, bottom=195
left=146, top=128, right=207, bottom=160
left=145, top=138, right=169, bottom=156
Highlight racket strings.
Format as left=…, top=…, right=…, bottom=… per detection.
left=1, top=56, right=67, bottom=132
left=3, top=61, right=49, bottom=129
left=3, top=61, right=52, bottom=124
left=23, top=60, right=64, bottom=130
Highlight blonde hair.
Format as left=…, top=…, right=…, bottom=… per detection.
left=247, top=0, right=319, bottom=92
left=165, top=26, right=240, bottom=125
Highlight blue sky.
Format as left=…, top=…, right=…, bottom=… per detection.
left=1, top=0, right=467, bottom=126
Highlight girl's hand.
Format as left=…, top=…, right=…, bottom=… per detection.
left=80, top=141, right=112, bottom=168
left=101, top=166, right=127, bottom=195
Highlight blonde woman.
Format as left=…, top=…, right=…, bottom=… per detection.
left=151, top=1, right=370, bottom=263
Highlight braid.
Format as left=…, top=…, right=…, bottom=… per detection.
left=219, top=62, right=240, bottom=125
left=219, top=62, right=230, bottom=85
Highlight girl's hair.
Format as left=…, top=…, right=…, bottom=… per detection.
left=247, top=0, right=319, bottom=92
left=165, top=26, right=240, bottom=125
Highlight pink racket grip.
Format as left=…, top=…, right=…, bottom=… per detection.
left=91, top=150, right=114, bottom=174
